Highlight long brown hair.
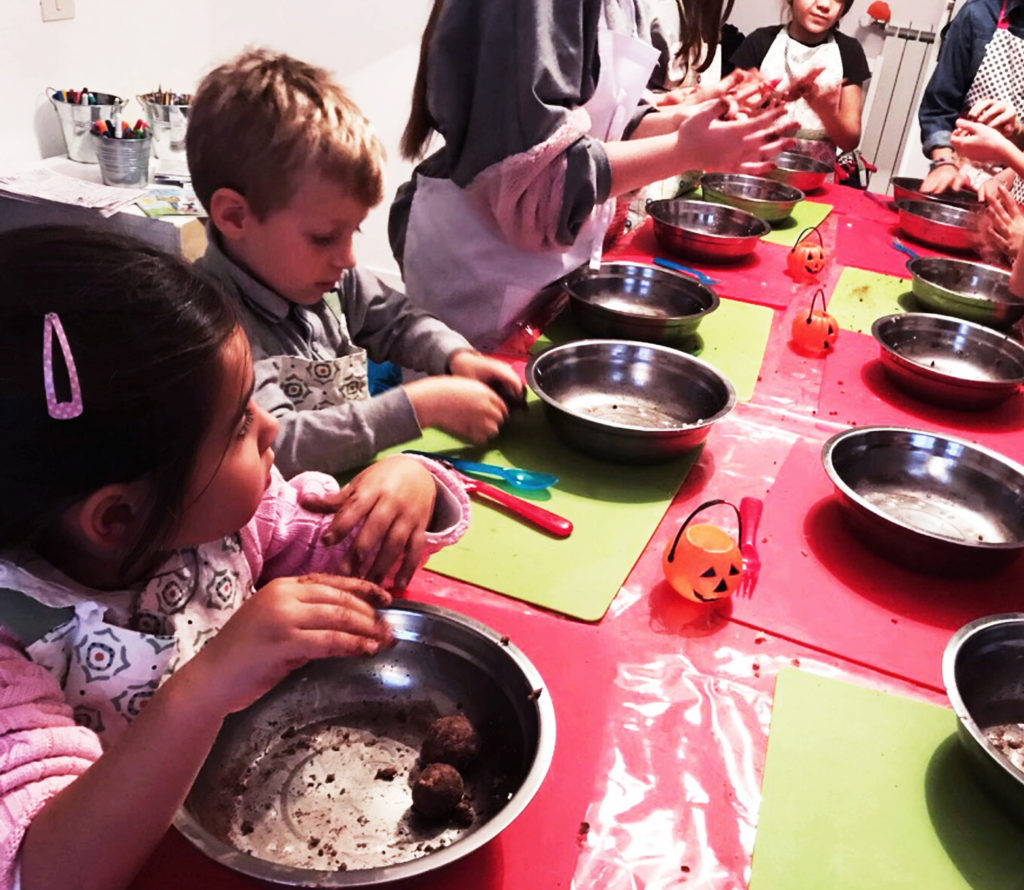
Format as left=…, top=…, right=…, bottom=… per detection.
left=400, top=0, right=737, bottom=161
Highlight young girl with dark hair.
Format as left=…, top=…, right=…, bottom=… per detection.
left=389, top=0, right=798, bottom=349
left=730, top=0, right=871, bottom=164
left=0, top=227, right=469, bottom=890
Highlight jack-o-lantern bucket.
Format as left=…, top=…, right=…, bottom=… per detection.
left=662, top=499, right=743, bottom=603
left=791, top=286, right=840, bottom=355
left=787, top=225, right=828, bottom=283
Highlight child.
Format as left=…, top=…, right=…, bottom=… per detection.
left=186, top=49, right=524, bottom=479
left=729, top=0, right=871, bottom=165
left=0, top=227, right=469, bottom=890
left=389, top=0, right=798, bottom=348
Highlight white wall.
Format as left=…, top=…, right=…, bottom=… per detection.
left=0, top=0, right=431, bottom=284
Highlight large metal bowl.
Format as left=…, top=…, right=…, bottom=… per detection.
left=175, top=601, right=555, bottom=887
left=526, top=339, right=736, bottom=463
left=647, top=198, right=769, bottom=262
left=891, top=176, right=983, bottom=209
left=905, top=256, right=1024, bottom=329
left=767, top=150, right=833, bottom=192
left=895, top=199, right=979, bottom=252
left=871, top=312, right=1024, bottom=408
left=943, top=613, right=1024, bottom=821
left=701, top=173, right=804, bottom=223
left=822, top=426, right=1024, bottom=575
left=561, top=261, right=719, bottom=346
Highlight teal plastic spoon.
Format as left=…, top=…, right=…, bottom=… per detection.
left=403, top=450, right=558, bottom=491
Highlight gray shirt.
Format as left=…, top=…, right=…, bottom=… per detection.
left=195, top=233, right=472, bottom=477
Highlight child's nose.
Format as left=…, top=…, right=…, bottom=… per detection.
left=332, top=237, right=356, bottom=272
left=256, top=402, right=280, bottom=450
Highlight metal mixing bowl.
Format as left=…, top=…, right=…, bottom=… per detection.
left=895, top=199, right=980, bottom=252
left=561, top=261, right=719, bottom=346
left=701, top=173, right=804, bottom=223
left=906, top=256, right=1024, bottom=329
left=943, top=613, right=1024, bottom=821
left=767, top=150, right=833, bottom=192
left=176, top=601, right=556, bottom=887
left=526, top=339, right=736, bottom=463
left=891, top=176, right=982, bottom=209
left=647, top=199, right=769, bottom=262
left=871, top=312, right=1024, bottom=408
left=822, top=426, right=1024, bottom=575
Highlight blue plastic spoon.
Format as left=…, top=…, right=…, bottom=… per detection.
left=652, top=257, right=722, bottom=287
left=403, top=450, right=559, bottom=491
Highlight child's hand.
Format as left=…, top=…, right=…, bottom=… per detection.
left=966, top=98, right=1019, bottom=139
left=306, top=454, right=437, bottom=587
left=675, top=99, right=798, bottom=177
left=920, top=161, right=970, bottom=195
left=980, top=183, right=1024, bottom=263
left=191, top=573, right=393, bottom=714
left=403, top=375, right=509, bottom=443
left=447, top=349, right=525, bottom=408
left=951, top=118, right=1016, bottom=167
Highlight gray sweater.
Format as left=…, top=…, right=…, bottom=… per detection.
left=196, top=232, right=472, bottom=477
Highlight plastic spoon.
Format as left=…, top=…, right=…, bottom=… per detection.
left=403, top=450, right=559, bottom=491
left=652, top=257, right=722, bottom=287
left=891, top=238, right=920, bottom=261
left=458, top=472, right=572, bottom=538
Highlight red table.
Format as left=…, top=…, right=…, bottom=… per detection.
left=132, top=184, right=1016, bottom=890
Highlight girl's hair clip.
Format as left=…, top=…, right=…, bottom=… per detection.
left=43, top=312, right=84, bottom=420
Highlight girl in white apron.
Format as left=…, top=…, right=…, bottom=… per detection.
left=391, top=0, right=796, bottom=350
left=729, top=0, right=870, bottom=167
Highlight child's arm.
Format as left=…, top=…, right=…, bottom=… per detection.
left=18, top=575, right=391, bottom=890
left=243, top=457, right=469, bottom=590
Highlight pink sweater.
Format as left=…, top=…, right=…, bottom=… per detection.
left=0, top=461, right=469, bottom=888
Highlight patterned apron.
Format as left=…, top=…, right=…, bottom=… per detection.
left=0, top=535, right=253, bottom=745
left=964, top=0, right=1024, bottom=200
left=263, top=351, right=369, bottom=412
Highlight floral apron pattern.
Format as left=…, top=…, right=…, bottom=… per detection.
left=263, top=351, right=369, bottom=411
left=25, top=535, right=252, bottom=744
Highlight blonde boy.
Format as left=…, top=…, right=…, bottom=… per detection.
left=188, top=49, right=523, bottom=476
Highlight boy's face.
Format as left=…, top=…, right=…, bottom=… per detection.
left=228, top=170, right=371, bottom=305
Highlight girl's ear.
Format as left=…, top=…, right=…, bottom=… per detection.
left=73, top=482, right=149, bottom=553
left=209, top=187, right=253, bottom=241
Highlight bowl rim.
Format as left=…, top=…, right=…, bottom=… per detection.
left=701, top=171, right=804, bottom=204
left=894, top=198, right=980, bottom=224
left=173, top=600, right=557, bottom=887
left=870, top=312, right=1024, bottom=386
left=646, top=198, right=771, bottom=240
left=562, top=261, right=720, bottom=322
left=942, top=612, right=1024, bottom=788
left=525, top=338, right=737, bottom=434
left=821, top=425, right=1024, bottom=552
left=772, top=150, right=834, bottom=174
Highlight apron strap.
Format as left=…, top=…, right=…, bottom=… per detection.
left=998, top=0, right=1010, bottom=29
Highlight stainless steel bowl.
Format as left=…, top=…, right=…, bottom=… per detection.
left=176, top=601, right=556, bottom=887
left=526, top=339, right=736, bottom=463
left=561, top=261, right=719, bottom=346
left=906, top=256, right=1024, bottom=329
left=871, top=312, right=1024, bottom=408
left=891, top=176, right=982, bottom=209
left=647, top=199, right=769, bottom=262
left=767, top=150, right=833, bottom=192
left=943, top=613, right=1024, bottom=821
left=822, top=426, right=1024, bottom=575
left=895, top=199, right=980, bottom=253
left=701, top=173, right=804, bottom=223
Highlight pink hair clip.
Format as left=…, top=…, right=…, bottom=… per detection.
left=43, top=312, right=83, bottom=420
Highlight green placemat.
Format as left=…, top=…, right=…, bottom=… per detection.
left=759, top=200, right=833, bottom=246
left=379, top=412, right=698, bottom=622
left=828, top=265, right=916, bottom=334
left=750, top=669, right=1024, bottom=890
left=546, top=297, right=773, bottom=402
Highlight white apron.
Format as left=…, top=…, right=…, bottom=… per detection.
left=759, top=27, right=844, bottom=166
left=262, top=351, right=369, bottom=411
left=402, top=1, right=659, bottom=349
left=964, top=0, right=1024, bottom=201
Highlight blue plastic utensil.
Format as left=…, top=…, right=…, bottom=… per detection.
left=891, top=238, right=920, bottom=261
left=403, top=450, right=559, bottom=491
left=652, top=257, right=722, bottom=287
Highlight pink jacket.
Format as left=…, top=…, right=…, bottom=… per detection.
left=0, top=461, right=468, bottom=888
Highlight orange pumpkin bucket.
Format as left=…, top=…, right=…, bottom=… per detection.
left=786, top=225, right=828, bottom=283
left=662, top=499, right=744, bottom=603
left=791, top=286, right=840, bottom=355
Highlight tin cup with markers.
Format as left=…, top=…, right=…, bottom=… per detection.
left=47, top=88, right=126, bottom=163
left=91, top=120, right=152, bottom=187
left=138, top=91, right=190, bottom=158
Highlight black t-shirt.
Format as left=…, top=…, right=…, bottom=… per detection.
left=730, top=25, right=872, bottom=87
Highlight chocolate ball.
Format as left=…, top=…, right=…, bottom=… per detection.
left=412, top=763, right=464, bottom=820
left=421, top=714, right=480, bottom=769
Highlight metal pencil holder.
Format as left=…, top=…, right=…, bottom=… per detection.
left=47, top=88, right=126, bottom=163
left=92, top=133, right=152, bottom=187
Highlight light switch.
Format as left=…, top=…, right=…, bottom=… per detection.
left=41, top=0, right=75, bottom=22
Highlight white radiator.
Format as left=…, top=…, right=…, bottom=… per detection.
left=860, top=22, right=940, bottom=193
